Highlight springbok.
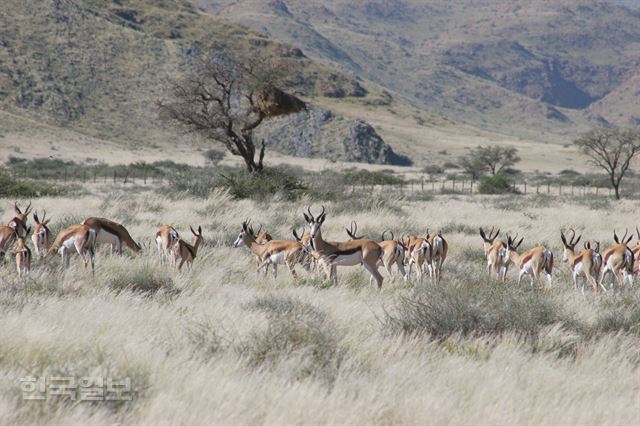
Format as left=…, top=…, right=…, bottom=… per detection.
left=479, top=226, right=509, bottom=280
left=0, top=226, right=17, bottom=260
left=345, top=224, right=406, bottom=280
left=8, top=201, right=31, bottom=238
left=304, top=206, right=384, bottom=288
left=505, top=234, right=554, bottom=287
left=173, top=226, right=203, bottom=270
left=15, top=227, right=31, bottom=277
left=48, top=224, right=96, bottom=273
left=560, top=229, right=604, bottom=293
left=82, top=217, right=141, bottom=255
left=378, top=230, right=407, bottom=279
left=600, top=230, right=634, bottom=289
left=407, top=236, right=432, bottom=282
left=427, top=231, right=448, bottom=282
left=31, top=211, right=52, bottom=258
left=156, top=225, right=179, bottom=265
left=233, top=221, right=308, bottom=279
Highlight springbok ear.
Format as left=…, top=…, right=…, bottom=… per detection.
left=198, top=226, right=202, bottom=235
left=479, top=227, right=486, bottom=240
left=626, top=235, right=633, bottom=245
left=517, top=237, right=524, bottom=248
left=303, top=213, right=311, bottom=223
left=44, top=217, right=51, bottom=225
left=318, top=214, right=326, bottom=224
left=24, top=201, right=32, bottom=214
left=14, top=202, right=21, bottom=215
left=574, top=235, right=581, bottom=246
left=242, top=222, right=248, bottom=232
left=190, top=226, right=196, bottom=236
left=33, top=212, right=40, bottom=224
left=614, top=230, right=620, bottom=244
left=560, top=232, right=567, bottom=246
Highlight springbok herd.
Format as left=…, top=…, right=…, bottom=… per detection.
left=0, top=203, right=637, bottom=292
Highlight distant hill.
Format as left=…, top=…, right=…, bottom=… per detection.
left=0, top=0, right=407, bottom=165
left=196, top=0, right=640, bottom=141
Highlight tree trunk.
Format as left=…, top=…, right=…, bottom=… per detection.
left=614, top=182, right=621, bottom=200
left=240, top=140, right=265, bottom=173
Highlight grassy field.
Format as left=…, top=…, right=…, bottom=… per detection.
left=0, top=183, right=638, bottom=424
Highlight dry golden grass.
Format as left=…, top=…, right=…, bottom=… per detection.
left=0, top=189, right=638, bottom=425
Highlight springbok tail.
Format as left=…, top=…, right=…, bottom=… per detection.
left=433, top=236, right=443, bottom=257
left=543, top=249, right=554, bottom=275
left=86, top=229, right=97, bottom=257
left=624, top=249, right=634, bottom=275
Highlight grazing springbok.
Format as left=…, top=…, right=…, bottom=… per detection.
left=505, top=234, right=554, bottom=287
left=8, top=201, right=32, bottom=238
left=600, top=230, right=634, bottom=289
left=156, top=225, right=179, bottom=265
left=560, top=229, right=604, bottom=293
left=233, top=221, right=308, bottom=279
left=15, top=227, right=31, bottom=277
left=48, top=224, right=96, bottom=273
left=0, top=226, right=18, bottom=260
left=427, top=231, right=448, bottom=282
left=304, top=206, right=384, bottom=288
left=82, top=217, right=141, bottom=255
left=479, top=226, right=509, bottom=281
left=31, top=211, right=52, bottom=258
left=173, top=226, right=203, bottom=270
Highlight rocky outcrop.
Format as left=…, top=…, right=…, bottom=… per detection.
left=256, top=108, right=411, bottom=165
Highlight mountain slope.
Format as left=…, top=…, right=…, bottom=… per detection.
left=197, top=0, right=640, bottom=140
left=0, top=0, right=410, bottom=165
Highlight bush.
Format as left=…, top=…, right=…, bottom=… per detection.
left=594, top=295, right=640, bottom=336
left=104, top=263, right=176, bottom=294
left=479, top=173, right=518, bottom=194
left=239, top=295, right=345, bottom=383
left=0, top=173, right=66, bottom=197
left=340, top=169, right=405, bottom=186
left=383, top=284, right=571, bottom=340
left=166, top=167, right=308, bottom=200
left=202, top=149, right=225, bottom=165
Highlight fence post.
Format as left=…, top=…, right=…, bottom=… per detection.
left=421, top=177, right=424, bottom=192
left=144, top=171, right=147, bottom=184
left=452, top=177, right=456, bottom=191
left=524, top=181, right=527, bottom=195
left=536, top=183, right=539, bottom=194
left=64, top=168, right=67, bottom=182
left=470, top=180, right=474, bottom=194
left=113, top=170, right=116, bottom=184
left=547, top=183, right=550, bottom=194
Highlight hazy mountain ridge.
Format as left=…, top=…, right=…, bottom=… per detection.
left=0, top=0, right=410, bottom=165
left=197, top=0, right=640, bottom=139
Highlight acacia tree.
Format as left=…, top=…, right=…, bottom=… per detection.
left=458, top=145, right=520, bottom=179
left=574, top=128, right=640, bottom=199
left=158, top=52, right=305, bottom=173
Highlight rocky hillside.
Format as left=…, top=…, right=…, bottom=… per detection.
left=198, top=0, right=640, bottom=140
left=257, top=108, right=411, bottom=165
left=0, top=0, right=405, bottom=165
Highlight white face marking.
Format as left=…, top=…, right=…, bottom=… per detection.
left=562, top=248, right=570, bottom=263
left=310, top=223, right=321, bottom=239
left=233, top=232, right=244, bottom=247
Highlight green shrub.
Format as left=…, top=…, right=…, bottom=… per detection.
left=0, top=173, right=66, bottom=197
left=239, top=295, right=345, bottom=383
left=479, top=173, right=518, bottom=194
left=594, top=295, right=640, bottom=336
left=383, top=283, right=570, bottom=340
left=104, top=263, right=176, bottom=294
left=340, top=169, right=405, bottom=186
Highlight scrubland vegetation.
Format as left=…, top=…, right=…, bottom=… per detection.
left=0, top=181, right=638, bottom=425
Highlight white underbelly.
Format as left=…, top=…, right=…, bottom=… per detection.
left=331, top=252, right=362, bottom=266
left=269, top=251, right=287, bottom=264
left=522, top=260, right=533, bottom=274
left=96, top=229, right=120, bottom=245
left=60, top=236, right=79, bottom=253
left=574, top=263, right=584, bottom=276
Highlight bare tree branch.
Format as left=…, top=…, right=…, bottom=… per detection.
left=574, top=128, right=640, bottom=199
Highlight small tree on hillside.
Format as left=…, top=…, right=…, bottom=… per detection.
left=574, top=128, right=640, bottom=200
left=158, top=51, right=305, bottom=173
left=458, top=145, right=520, bottom=179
